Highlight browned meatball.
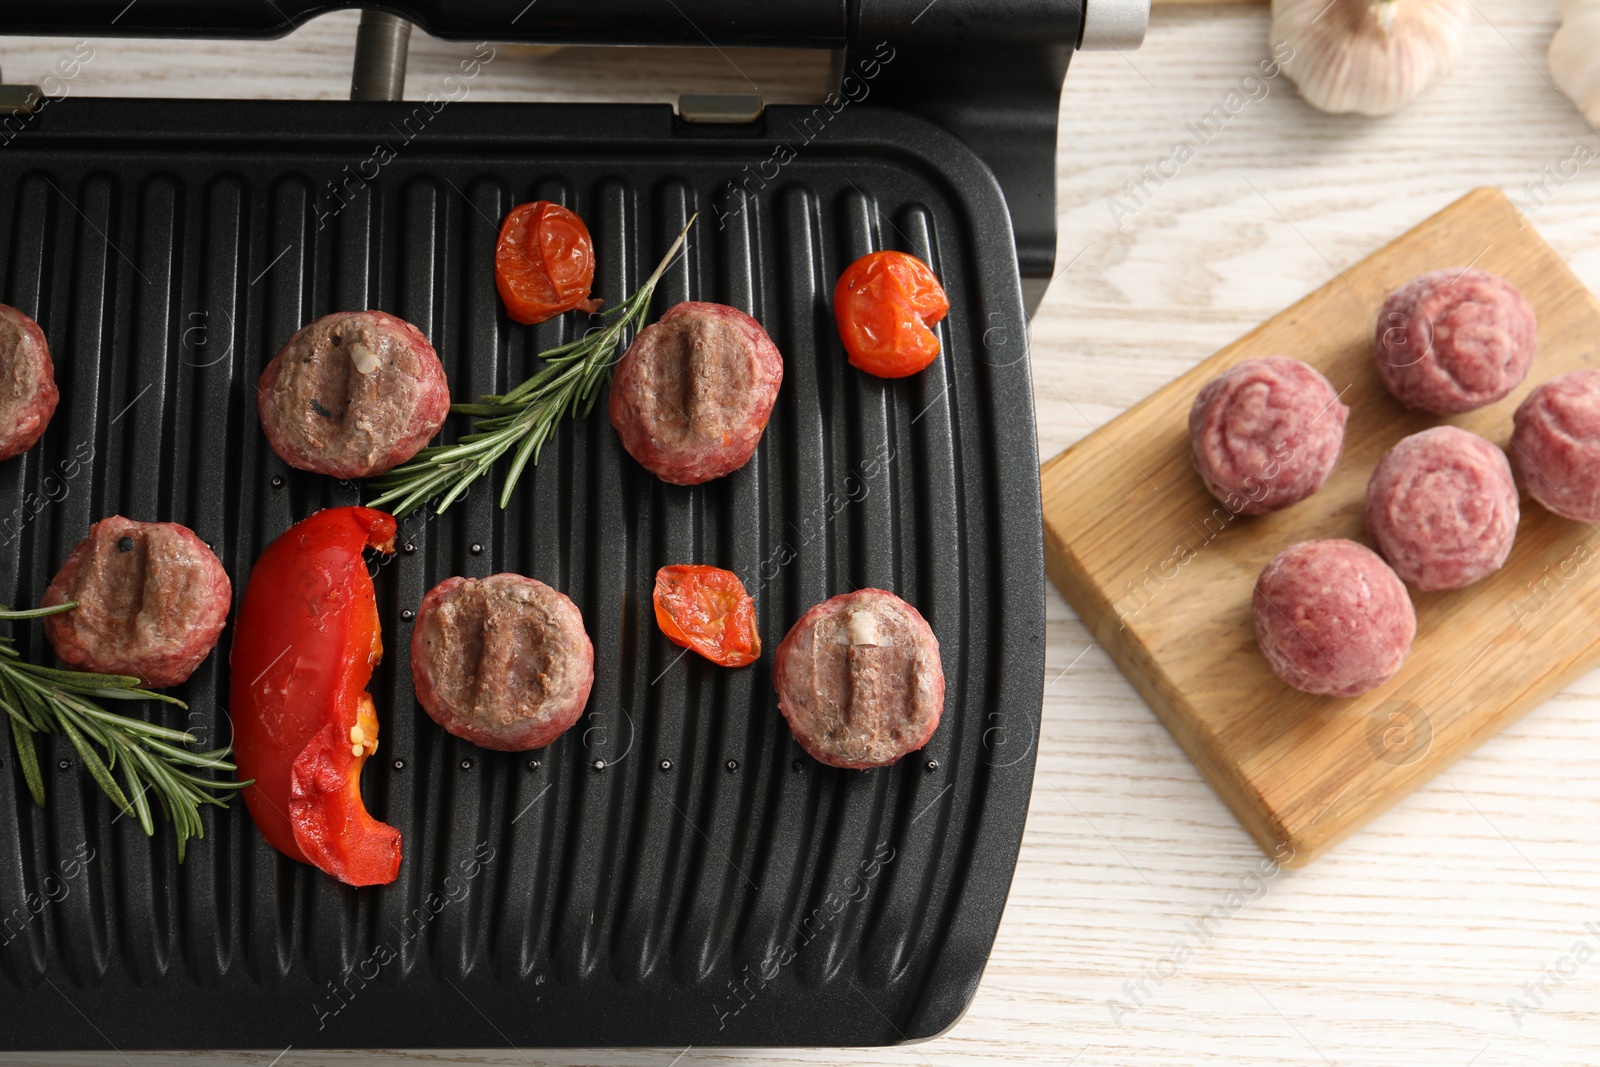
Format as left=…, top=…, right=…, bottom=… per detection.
left=410, top=573, right=594, bottom=752
left=0, top=303, right=59, bottom=461
left=258, top=310, right=449, bottom=479
left=608, top=301, right=783, bottom=485
left=773, top=589, right=943, bottom=770
left=42, top=517, right=232, bottom=688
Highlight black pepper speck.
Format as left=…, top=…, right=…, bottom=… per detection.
left=117, top=536, right=134, bottom=553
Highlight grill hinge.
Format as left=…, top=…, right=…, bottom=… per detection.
left=0, top=65, right=44, bottom=117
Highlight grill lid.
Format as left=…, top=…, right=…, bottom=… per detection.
left=0, top=0, right=1158, bottom=285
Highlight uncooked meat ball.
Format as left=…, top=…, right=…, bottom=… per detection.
left=1365, top=426, right=1519, bottom=590
left=1188, top=357, right=1348, bottom=515
left=1509, top=368, right=1600, bottom=521
left=1253, top=539, right=1416, bottom=698
left=1374, top=269, right=1536, bottom=415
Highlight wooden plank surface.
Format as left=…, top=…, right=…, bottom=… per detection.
left=1042, top=187, right=1600, bottom=866
left=0, top=2, right=1597, bottom=1064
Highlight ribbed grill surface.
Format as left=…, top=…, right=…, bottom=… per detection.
left=0, top=100, right=1043, bottom=1049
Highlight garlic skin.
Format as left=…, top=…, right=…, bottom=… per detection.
left=1271, top=0, right=1470, bottom=116
left=1551, top=0, right=1600, bottom=125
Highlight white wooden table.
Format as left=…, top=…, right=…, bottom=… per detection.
left=3, top=2, right=1598, bottom=1063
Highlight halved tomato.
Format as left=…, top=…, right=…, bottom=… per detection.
left=833, top=249, right=950, bottom=378
left=653, top=564, right=760, bottom=668
left=495, top=200, right=601, bottom=325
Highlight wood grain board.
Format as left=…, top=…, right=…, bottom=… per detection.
left=1042, top=188, right=1600, bottom=868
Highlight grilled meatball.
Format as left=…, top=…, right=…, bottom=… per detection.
left=1365, top=426, right=1518, bottom=590
left=1509, top=368, right=1600, bottom=521
left=1253, top=539, right=1415, bottom=698
left=258, top=310, right=449, bottom=479
left=411, top=573, right=594, bottom=752
left=0, top=303, right=59, bottom=461
left=773, top=589, right=943, bottom=770
left=608, top=301, right=783, bottom=485
left=1374, top=269, right=1536, bottom=415
left=1189, top=357, right=1348, bottom=515
left=42, top=517, right=232, bottom=688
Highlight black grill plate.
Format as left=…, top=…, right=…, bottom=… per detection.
left=0, top=99, right=1043, bottom=1049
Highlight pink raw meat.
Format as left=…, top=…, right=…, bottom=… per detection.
left=1366, top=426, right=1519, bottom=590
left=1374, top=269, right=1536, bottom=415
left=1189, top=357, right=1348, bottom=516
left=1509, top=368, right=1600, bottom=521
left=1253, top=539, right=1416, bottom=698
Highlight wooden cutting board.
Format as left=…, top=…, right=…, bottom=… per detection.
left=1041, top=188, right=1600, bottom=867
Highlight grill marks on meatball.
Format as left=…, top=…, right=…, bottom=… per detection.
left=42, top=518, right=232, bottom=688
left=774, top=590, right=943, bottom=769
left=276, top=326, right=396, bottom=458
left=66, top=530, right=196, bottom=648
left=425, top=580, right=571, bottom=730
left=0, top=312, right=43, bottom=411
left=259, top=311, right=450, bottom=479
left=609, top=302, right=784, bottom=485
left=0, top=303, right=59, bottom=462
left=645, top=314, right=759, bottom=452
left=835, top=614, right=920, bottom=750
left=411, top=573, right=595, bottom=751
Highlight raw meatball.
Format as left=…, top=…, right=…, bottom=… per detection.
left=1509, top=368, right=1600, bottom=521
left=608, top=301, right=783, bottom=485
left=1188, top=357, right=1348, bottom=515
left=0, top=303, right=59, bottom=461
left=1366, top=426, right=1518, bottom=590
left=258, top=310, right=449, bottom=479
left=42, top=516, right=232, bottom=688
left=1253, top=539, right=1415, bottom=698
left=411, top=573, right=594, bottom=752
left=773, top=589, right=943, bottom=769
left=1374, top=269, right=1536, bottom=415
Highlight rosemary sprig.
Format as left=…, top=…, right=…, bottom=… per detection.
left=0, top=602, right=247, bottom=862
left=368, top=215, right=699, bottom=518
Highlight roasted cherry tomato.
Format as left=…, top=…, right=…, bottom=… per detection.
left=833, top=250, right=950, bottom=379
left=230, top=507, right=401, bottom=886
left=653, top=565, right=760, bottom=668
left=495, top=200, right=601, bottom=325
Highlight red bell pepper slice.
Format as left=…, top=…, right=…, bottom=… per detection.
left=230, top=506, right=401, bottom=886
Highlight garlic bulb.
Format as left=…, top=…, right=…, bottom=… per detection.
left=1551, top=0, right=1600, bottom=125
left=1271, top=0, right=1470, bottom=116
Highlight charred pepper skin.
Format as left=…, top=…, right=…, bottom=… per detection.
left=230, top=506, right=401, bottom=886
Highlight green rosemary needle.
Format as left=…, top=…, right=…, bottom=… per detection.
left=0, top=602, right=247, bottom=861
left=368, top=214, right=699, bottom=518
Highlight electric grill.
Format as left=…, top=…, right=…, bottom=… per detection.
left=0, top=0, right=1147, bottom=1050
